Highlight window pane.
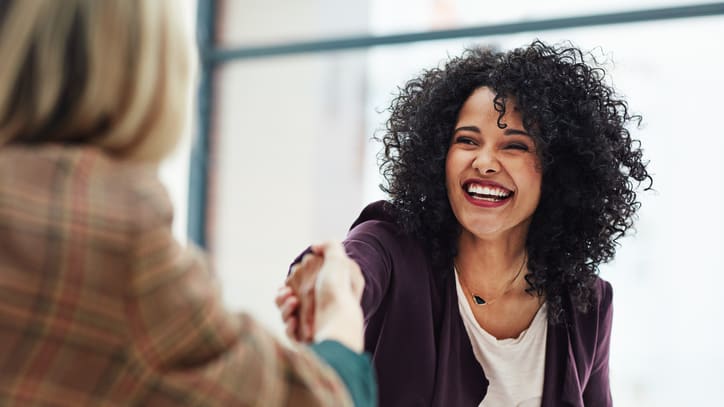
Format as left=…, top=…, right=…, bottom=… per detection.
left=218, top=0, right=370, bottom=47
left=371, top=0, right=722, bottom=34
left=212, top=51, right=370, bottom=329
left=218, top=0, right=721, bottom=46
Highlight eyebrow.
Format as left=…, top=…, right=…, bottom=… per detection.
left=504, top=128, right=530, bottom=137
left=453, top=125, right=480, bottom=134
left=453, top=125, right=530, bottom=137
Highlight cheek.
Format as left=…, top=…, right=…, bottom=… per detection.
left=515, top=162, right=543, bottom=200
left=525, top=170, right=543, bottom=205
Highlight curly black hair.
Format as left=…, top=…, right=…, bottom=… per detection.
left=377, top=40, right=652, bottom=322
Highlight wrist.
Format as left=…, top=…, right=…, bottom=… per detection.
left=314, top=302, right=364, bottom=352
left=314, top=329, right=364, bottom=353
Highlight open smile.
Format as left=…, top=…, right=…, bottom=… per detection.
left=463, top=181, right=514, bottom=207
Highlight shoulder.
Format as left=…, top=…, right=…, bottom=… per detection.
left=0, top=145, right=171, bottom=234
left=565, top=276, right=613, bottom=336
left=350, top=200, right=399, bottom=229
left=591, top=277, right=613, bottom=313
left=346, top=201, right=419, bottom=256
left=77, top=146, right=174, bottom=234
left=71, top=146, right=173, bottom=233
left=348, top=201, right=405, bottom=239
left=344, top=201, right=435, bottom=287
left=123, top=164, right=173, bottom=233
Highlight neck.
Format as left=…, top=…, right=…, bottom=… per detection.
left=455, top=230, right=528, bottom=291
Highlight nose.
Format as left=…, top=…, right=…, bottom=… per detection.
left=472, top=148, right=500, bottom=175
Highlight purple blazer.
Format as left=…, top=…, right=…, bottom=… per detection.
left=297, top=201, right=613, bottom=406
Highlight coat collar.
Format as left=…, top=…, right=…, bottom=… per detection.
left=431, top=272, right=488, bottom=407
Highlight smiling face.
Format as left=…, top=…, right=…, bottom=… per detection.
left=446, top=87, right=542, bottom=242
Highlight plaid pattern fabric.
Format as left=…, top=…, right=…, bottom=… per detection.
left=0, top=145, right=353, bottom=407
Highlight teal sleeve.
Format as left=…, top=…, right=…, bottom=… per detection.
left=310, top=340, right=377, bottom=407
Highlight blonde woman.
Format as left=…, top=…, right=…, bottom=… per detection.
left=0, top=1, right=374, bottom=406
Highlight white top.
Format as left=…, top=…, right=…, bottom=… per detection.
left=454, top=272, right=548, bottom=407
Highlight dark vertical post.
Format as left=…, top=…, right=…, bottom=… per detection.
left=188, top=0, right=216, bottom=247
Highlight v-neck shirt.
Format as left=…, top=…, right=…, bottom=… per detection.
left=455, top=272, right=548, bottom=407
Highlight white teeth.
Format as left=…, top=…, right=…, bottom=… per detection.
left=466, top=184, right=511, bottom=198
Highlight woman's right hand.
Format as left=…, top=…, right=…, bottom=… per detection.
left=276, top=251, right=320, bottom=342
left=275, top=285, right=303, bottom=341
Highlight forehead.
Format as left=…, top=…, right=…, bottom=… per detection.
left=457, top=87, right=522, bottom=126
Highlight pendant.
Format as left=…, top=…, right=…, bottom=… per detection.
left=472, top=294, right=486, bottom=305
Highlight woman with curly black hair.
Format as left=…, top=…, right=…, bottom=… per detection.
left=279, top=40, right=651, bottom=406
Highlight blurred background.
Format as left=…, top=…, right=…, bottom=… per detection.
left=161, top=1, right=724, bottom=405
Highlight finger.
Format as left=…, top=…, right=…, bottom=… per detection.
left=300, top=253, right=317, bottom=267
left=275, top=286, right=292, bottom=307
left=285, top=317, right=299, bottom=340
left=300, top=295, right=316, bottom=342
left=303, top=317, right=315, bottom=342
left=309, top=257, right=324, bottom=276
left=280, top=296, right=299, bottom=321
left=303, top=254, right=324, bottom=273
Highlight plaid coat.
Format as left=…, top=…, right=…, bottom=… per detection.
left=0, top=145, right=353, bottom=407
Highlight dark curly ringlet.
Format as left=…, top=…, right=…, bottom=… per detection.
left=376, top=40, right=652, bottom=323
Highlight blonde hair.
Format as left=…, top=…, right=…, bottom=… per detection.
left=0, top=0, right=196, bottom=162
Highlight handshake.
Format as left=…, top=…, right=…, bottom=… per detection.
left=276, top=242, right=366, bottom=352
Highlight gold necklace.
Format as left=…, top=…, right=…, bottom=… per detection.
left=455, top=253, right=527, bottom=306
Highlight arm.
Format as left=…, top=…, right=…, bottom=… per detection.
left=125, top=190, right=370, bottom=406
left=582, top=279, right=614, bottom=405
left=343, top=220, right=396, bottom=318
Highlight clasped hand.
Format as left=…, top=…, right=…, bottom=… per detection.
left=276, top=242, right=365, bottom=352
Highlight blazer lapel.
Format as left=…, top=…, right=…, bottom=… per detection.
left=431, top=273, right=488, bottom=407
left=541, top=318, right=584, bottom=407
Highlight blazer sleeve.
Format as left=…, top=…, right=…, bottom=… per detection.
left=342, top=220, right=396, bottom=320
left=582, top=279, right=614, bottom=406
left=124, top=184, right=356, bottom=407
